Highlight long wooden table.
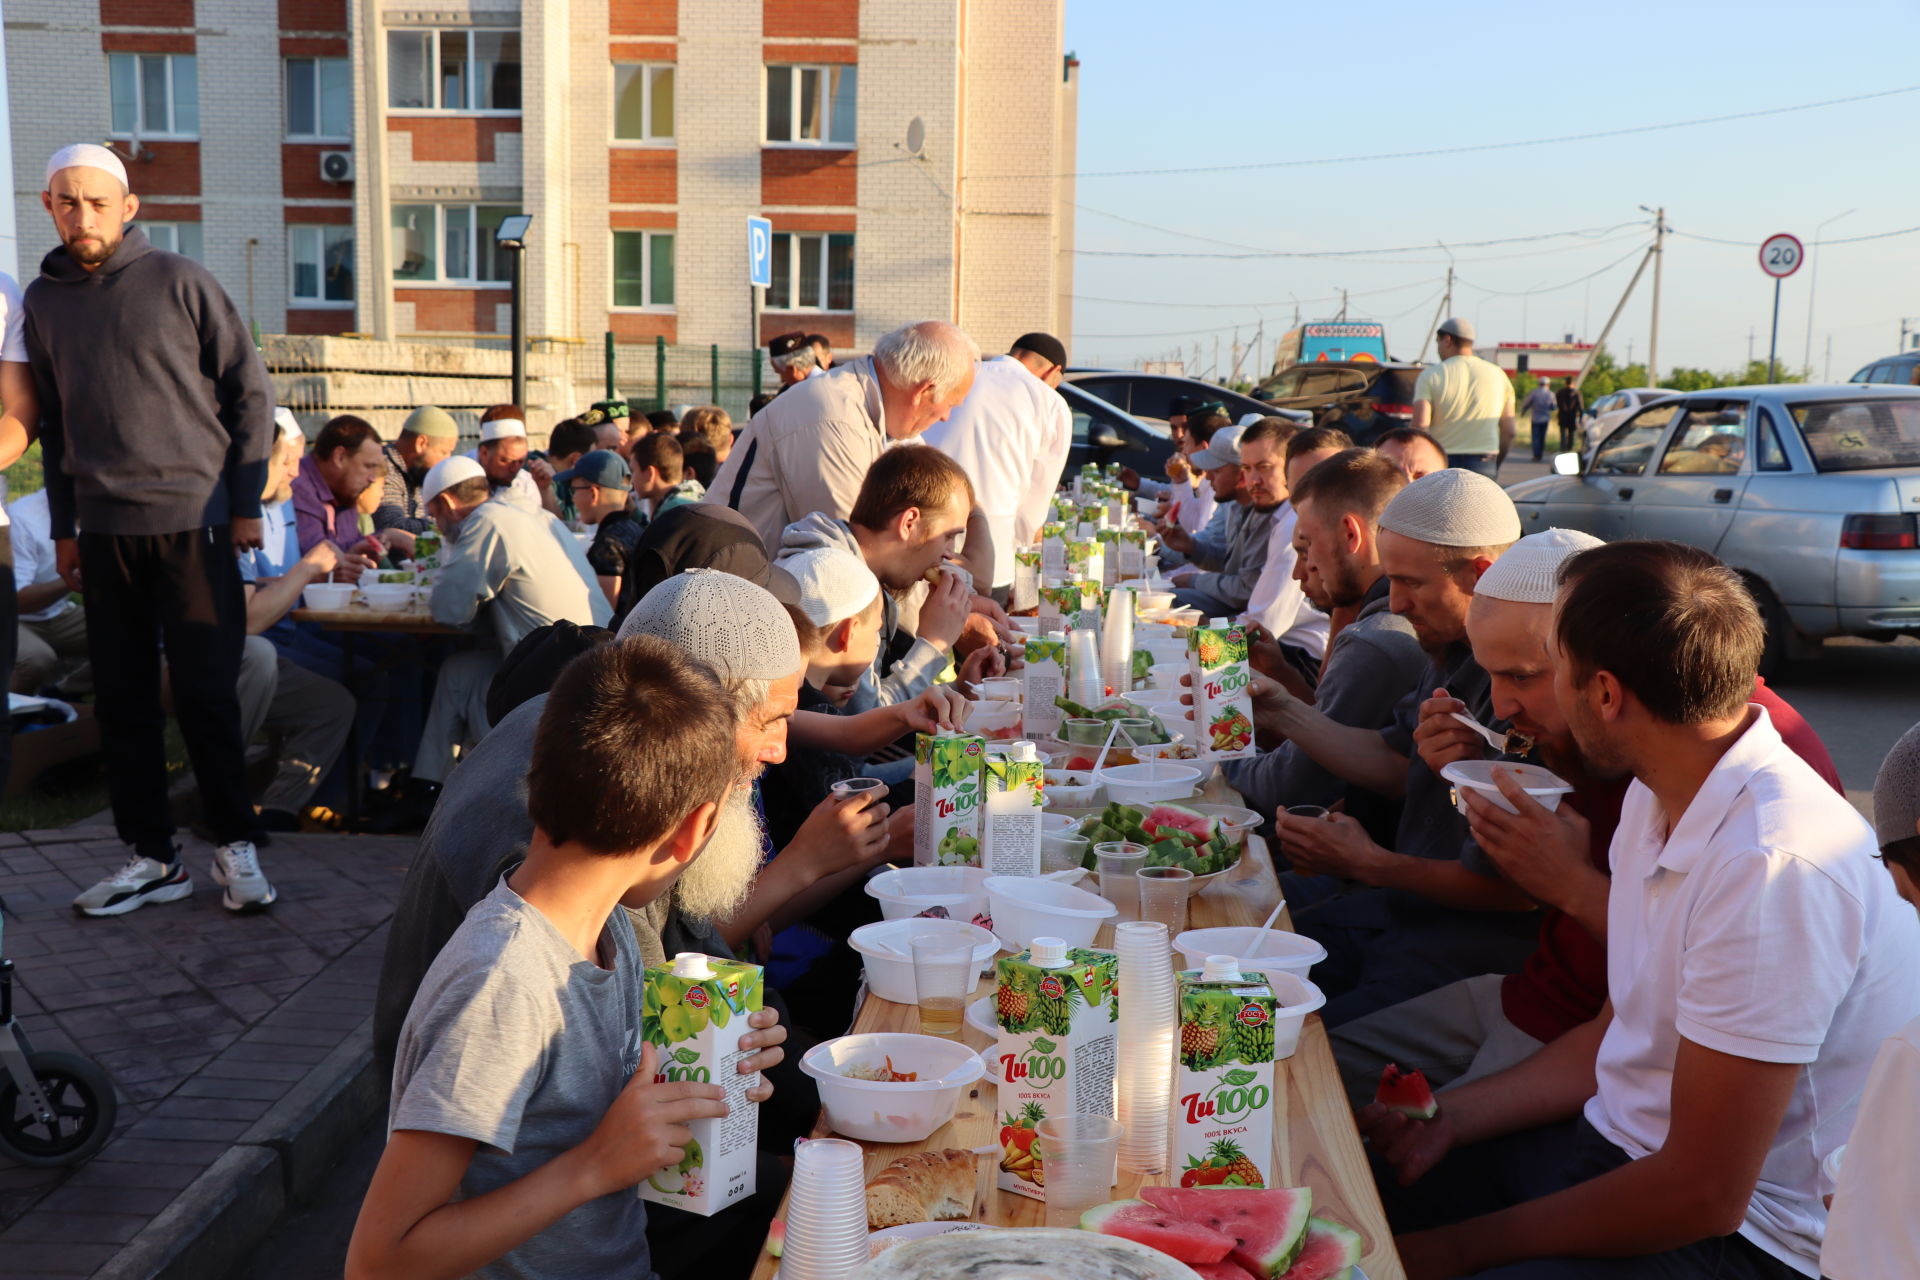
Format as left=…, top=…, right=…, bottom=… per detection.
left=747, top=795, right=1406, bottom=1280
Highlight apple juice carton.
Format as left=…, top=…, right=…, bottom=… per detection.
left=1188, top=616, right=1256, bottom=759
left=1022, top=632, right=1068, bottom=739
left=1175, top=956, right=1278, bottom=1192
left=637, top=952, right=763, bottom=1216
left=1040, top=521, right=1070, bottom=577
left=1037, top=580, right=1078, bottom=638
left=914, top=730, right=985, bottom=867
left=1065, top=535, right=1104, bottom=591
left=994, top=938, right=1119, bottom=1202
left=1012, top=548, right=1041, bottom=613
left=981, top=742, right=1044, bottom=877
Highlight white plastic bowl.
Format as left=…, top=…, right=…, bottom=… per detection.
left=1440, top=760, right=1573, bottom=815
left=1096, top=761, right=1202, bottom=805
left=800, top=1032, right=986, bottom=1143
left=1174, top=926, right=1327, bottom=978
left=1040, top=812, right=1081, bottom=836
left=849, top=917, right=1001, bottom=1003
left=1136, top=590, right=1176, bottom=613
left=864, top=866, right=992, bottom=928
left=359, top=583, right=416, bottom=611
left=984, top=875, right=1117, bottom=949
left=1189, top=803, right=1260, bottom=852
left=302, top=583, right=354, bottom=611
left=1148, top=662, right=1187, bottom=691
left=1262, top=971, right=1327, bottom=1060
left=1042, top=769, right=1103, bottom=809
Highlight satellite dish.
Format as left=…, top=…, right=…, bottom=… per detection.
left=905, top=116, right=925, bottom=158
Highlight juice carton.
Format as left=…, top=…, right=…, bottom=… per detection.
left=1022, top=633, right=1068, bottom=739
left=1073, top=579, right=1106, bottom=633
left=1095, top=529, right=1122, bottom=587
left=1175, top=958, right=1277, bottom=1192
left=1076, top=504, right=1108, bottom=533
left=1114, top=529, right=1151, bottom=581
left=638, top=953, right=764, bottom=1216
left=1012, top=548, right=1041, bottom=613
left=994, top=939, right=1119, bottom=1202
left=914, top=731, right=986, bottom=866
left=1187, top=617, right=1256, bottom=758
left=981, top=742, right=1044, bottom=877
left=1040, top=522, right=1070, bottom=578
left=1065, top=536, right=1104, bottom=590
left=1037, top=580, right=1078, bottom=637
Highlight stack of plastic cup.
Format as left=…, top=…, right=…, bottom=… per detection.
left=1114, top=920, right=1177, bottom=1173
left=780, top=1138, right=869, bottom=1280
left=1101, top=587, right=1135, bottom=695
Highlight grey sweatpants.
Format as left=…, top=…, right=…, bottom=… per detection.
left=14, top=605, right=90, bottom=694
left=1329, top=972, right=1545, bottom=1111
left=236, top=635, right=355, bottom=813
left=413, top=648, right=499, bottom=783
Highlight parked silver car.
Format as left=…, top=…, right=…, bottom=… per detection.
left=1580, top=386, right=1678, bottom=452
left=1509, top=385, right=1920, bottom=674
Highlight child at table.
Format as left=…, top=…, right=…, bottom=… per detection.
left=346, top=638, right=788, bottom=1280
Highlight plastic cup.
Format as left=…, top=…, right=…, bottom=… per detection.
left=782, top=1137, right=869, bottom=1280
left=830, top=777, right=887, bottom=800
left=1094, top=841, right=1148, bottom=914
left=1279, top=805, right=1331, bottom=867
left=910, top=934, right=974, bottom=1037
left=1137, top=865, right=1195, bottom=934
left=1041, top=831, right=1091, bottom=875
left=1064, top=717, right=1109, bottom=746
left=977, top=676, right=1023, bottom=702
left=1035, top=1114, right=1125, bottom=1227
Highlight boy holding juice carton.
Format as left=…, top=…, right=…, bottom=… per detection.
left=994, top=938, right=1120, bottom=1202
left=351, top=641, right=788, bottom=1279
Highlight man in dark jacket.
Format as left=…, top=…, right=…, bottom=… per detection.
left=1554, top=380, right=1584, bottom=454
left=27, top=144, right=277, bottom=916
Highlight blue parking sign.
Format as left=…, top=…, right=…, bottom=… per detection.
left=747, top=216, right=773, bottom=289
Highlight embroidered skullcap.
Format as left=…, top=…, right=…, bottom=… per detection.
left=617, top=567, right=802, bottom=681
left=1378, top=468, right=1522, bottom=549
left=46, top=143, right=128, bottom=189
left=1873, top=720, right=1920, bottom=849
left=1474, top=528, right=1604, bottom=604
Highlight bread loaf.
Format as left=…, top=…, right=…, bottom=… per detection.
left=865, top=1148, right=977, bottom=1228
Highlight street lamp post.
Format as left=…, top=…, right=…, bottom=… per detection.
left=495, top=214, right=534, bottom=410
left=1804, top=208, right=1854, bottom=381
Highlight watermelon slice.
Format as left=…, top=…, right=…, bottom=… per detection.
left=1192, top=1263, right=1265, bottom=1280
left=1081, top=1198, right=1236, bottom=1264
left=1276, top=1217, right=1365, bottom=1280
left=1375, top=1063, right=1438, bottom=1120
left=1144, top=802, right=1212, bottom=840
left=1137, top=1185, right=1312, bottom=1276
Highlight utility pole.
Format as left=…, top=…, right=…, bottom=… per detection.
left=1338, top=289, right=1349, bottom=321
left=1747, top=328, right=1755, bottom=366
left=1824, top=334, right=1833, bottom=382
left=1417, top=265, right=1454, bottom=363
left=1805, top=209, right=1855, bottom=379
left=1571, top=244, right=1656, bottom=389
left=1644, top=206, right=1666, bottom=385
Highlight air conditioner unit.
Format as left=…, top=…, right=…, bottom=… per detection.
left=319, top=151, right=353, bottom=183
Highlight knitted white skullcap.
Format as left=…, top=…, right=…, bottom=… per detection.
left=272, top=407, right=306, bottom=446
left=1873, top=720, right=1920, bottom=848
left=479, top=417, right=527, bottom=442
left=773, top=546, right=881, bottom=628
left=421, top=455, right=485, bottom=506
left=1378, top=468, right=1522, bottom=549
left=618, top=567, right=803, bottom=681
left=1473, top=528, right=1604, bottom=604
left=46, top=143, right=128, bottom=189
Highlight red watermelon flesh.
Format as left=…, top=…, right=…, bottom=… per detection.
left=1137, top=1185, right=1313, bottom=1276
left=1192, top=1264, right=1265, bottom=1280
left=1277, top=1217, right=1365, bottom=1280
left=1375, top=1062, right=1438, bottom=1120
left=1081, top=1198, right=1236, bottom=1264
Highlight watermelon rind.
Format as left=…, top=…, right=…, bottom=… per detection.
left=1080, top=1197, right=1237, bottom=1265
left=1136, top=1185, right=1313, bottom=1277
left=1191, top=1263, right=1263, bottom=1280
left=1276, top=1217, right=1365, bottom=1280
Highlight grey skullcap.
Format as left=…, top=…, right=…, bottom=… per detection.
left=1378, top=468, right=1522, bottom=549
left=1438, top=316, right=1476, bottom=343
left=403, top=405, right=460, bottom=440
left=617, top=567, right=802, bottom=681
left=1872, top=720, right=1920, bottom=848
left=1474, top=528, right=1604, bottom=604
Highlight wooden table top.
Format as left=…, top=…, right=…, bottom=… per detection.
left=746, top=778, right=1405, bottom=1280
left=290, top=606, right=462, bottom=635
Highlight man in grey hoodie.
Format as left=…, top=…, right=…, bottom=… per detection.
left=26, top=145, right=276, bottom=916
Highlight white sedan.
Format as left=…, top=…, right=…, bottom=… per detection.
left=1581, top=387, right=1679, bottom=452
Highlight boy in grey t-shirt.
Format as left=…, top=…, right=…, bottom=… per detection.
left=349, top=638, right=789, bottom=1280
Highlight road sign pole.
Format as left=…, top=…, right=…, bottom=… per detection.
left=1757, top=233, right=1803, bottom=384
left=746, top=215, right=774, bottom=404
left=1768, top=276, right=1782, bottom=384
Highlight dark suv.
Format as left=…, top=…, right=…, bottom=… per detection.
left=1849, top=352, right=1920, bottom=387
left=1253, top=361, right=1424, bottom=444
left=1063, top=371, right=1276, bottom=426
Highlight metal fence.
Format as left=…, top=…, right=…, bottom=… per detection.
left=563, top=336, right=769, bottom=423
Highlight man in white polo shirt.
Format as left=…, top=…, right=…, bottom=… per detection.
left=1363, top=539, right=1920, bottom=1279
left=1413, top=317, right=1515, bottom=478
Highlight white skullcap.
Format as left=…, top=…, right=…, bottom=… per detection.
left=773, top=546, right=881, bottom=628
left=1191, top=426, right=1246, bottom=471
left=1378, top=468, right=1522, bottom=549
left=421, top=455, right=485, bottom=506
left=46, top=143, right=129, bottom=189
left=479, top=418, right=527, bottom=442
left=1873, top=720, right=1920, bottom=848
left=272, top=407, right=306, bottom=446
left=618, top=568, right=803, bottom=681
left=1473, top=528, right=1604, bottom=604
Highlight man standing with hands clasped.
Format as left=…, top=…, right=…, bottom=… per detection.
left=27, top=144, right=278, bottom=914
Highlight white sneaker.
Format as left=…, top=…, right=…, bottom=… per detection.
left=72, top=855, right=193, bottom=917
left=209, top=841, right=278, bottom=913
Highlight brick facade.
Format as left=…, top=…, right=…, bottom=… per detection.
left=123, top=142, right=202, bottom=198
left=100, top=0, right=193, bottom=25
left=763, top=42, right=857, bottom=63
left=99, top=32, right=198, bottom=54
left=610, top=313, right=678, bottom=342
left=396, top=288, right=513, bottom=333
left=282, top=144, right=355, bottom=200
left=764, top=0, right=856, bottom=39
left=610, top=0, right=677, bottom=37
left=386, top=118, right=522, bottom=165
left=761, top=314, right=853, bottom=347
left=278, top=0, right=346, bottom=28
left=760, top=149, right=856, bottom=206
left=285, top=308, right=358, bottom=334
left=611, top=149, right=678, bottom=204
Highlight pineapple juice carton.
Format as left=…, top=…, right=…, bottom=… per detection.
left=914, top=731, right=986, bottom=866
left=637, top=952, right=764, bottom=1216
left=1187, top=616, right=1257, bottom=759
left=1174, top=957, right=1278, bottom=1192
left=993, top=938, right=1119, bottom=1203
left=981, top=742, right=1045, bottom=877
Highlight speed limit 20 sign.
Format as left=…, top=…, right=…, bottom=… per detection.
left=1760, top=233, right=1805, bottom=278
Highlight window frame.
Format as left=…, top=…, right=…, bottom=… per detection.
left=763, top=231, right=854, bottom=313
left=288, top=224, right=355, bottom=307
left=1589, top=402, right=1681, bottom=477
left=609, top=230, right=676, bottom=311
left=285, top=56, right=353, bottom=142
left=107, top=52, right=199, bottom=140
left=762, top=63, right=857, bottom=148
left=611, top=62, right=675, bottom=144
left=390, top=204, right=521, bottom=287
left=139, top=221, right=203, bottom=260
left=386, top=27, right=522, bottom=116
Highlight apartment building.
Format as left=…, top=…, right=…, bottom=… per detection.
left=6, top=0, right=1078, bottom=358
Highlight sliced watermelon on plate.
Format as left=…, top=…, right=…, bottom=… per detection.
left=1136, top=1185, right=1312, bottom=1276
left=1081, top=1198, right=1236, bottom=1264
left=1191, top=1262, right=1265, bottom=1280
left=1374, top=1063, right=1438, bottom=1120
left=1277, top=1217, right=1365, bottom=1280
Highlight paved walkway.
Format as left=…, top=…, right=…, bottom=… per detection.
left=0, top=827, right=415, bottom=1279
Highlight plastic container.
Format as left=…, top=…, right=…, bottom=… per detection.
left=358, top=582, right=416, bottom=611
left=849, top=917, right=1000, bottom=1003
left=1261, top=970, right=1327, bottom=1060
left=302, top=582, right=354, bottom=611
left=1041, top=769, right=1102, bottom=809
left=970, top=701, right=1024, bottom=742
left=1136, top=589, right=1176, bottom=613
left=984, top=875, right=1118, bottom=949
left=1040, top=812, right=1081, bottom=836
left=1173, top=926, right=1327, bottom=977
left=1440, top=760, right=1574, bottom=815
left=1095, top=761, right=1203, bottom=805
left=1148, top=662, right=1188, bottom=691
left=863, top=866, right=992, bottom=928
left=1189, top=803, right=1261, bottom=855
left=799, top=1033, right=986, bottom=1143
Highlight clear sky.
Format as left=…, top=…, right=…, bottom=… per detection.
left=1056, top=0, right=1920, bottom=384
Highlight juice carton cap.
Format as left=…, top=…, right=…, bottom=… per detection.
left=1045, top=631, right=1067, bottom=643
left=1029, top=936, right=1070, bottom=968
left=1210, top=617, right=1230, bottom=628
left=671, top=952, right=716, bottom=980
left=1008, top=741, right=1039, bottom=763
left=1200, top=954, right=1243, bottom=982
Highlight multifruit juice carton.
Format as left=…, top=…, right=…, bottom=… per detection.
left=1095, top=529, right=1122, bottom=587
left=993, top=938, right=1119, bottom=1202
left=1115, top=529, right=1152, bottom=581
left=1174, top=957, right=1277, bottom=1192
left=1040, top=521, right=1069, bottom=577
left=1022, top=632, right=1068, bottom=739
left=981, top=742, right=1044, bottom=877
left=637, top=952, right=763, bottom=1216
left=1037, top=580, right=1078, bottom=637
left=914, top=731, right=986, bottom=866
left=1187, top=617, right=1256, bottom=759
left=1065, top=536, right=1104, bottom=592
left=1012, top=548, right=1041, bottom=613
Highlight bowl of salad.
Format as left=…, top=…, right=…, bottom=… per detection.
left=800, top=1033, right=986, bottom=1143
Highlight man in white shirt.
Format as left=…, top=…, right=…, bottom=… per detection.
left=466, top=407, right=547, bottom=515
left=920, top=331, right=1072, bottom=598
left=1364, top=540, right=1920, bottom=1280
left=1412, top=317, right=1516, bottom=478
left=9, top=489, right=88, bottom=693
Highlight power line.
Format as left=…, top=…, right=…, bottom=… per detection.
left=1071, top=220, right=1644, bottom=261
left=1454, top=242, right=1650, bottom=297
left=1072, top=277, right=1447, bottom=310
left=1670, top=222, right=1920, bottom=248
left=1077, top=286, right=1448, bottom=342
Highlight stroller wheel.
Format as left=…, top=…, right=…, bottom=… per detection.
left=0, top=1050, right=118, bottom=1166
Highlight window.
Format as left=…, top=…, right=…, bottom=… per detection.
left=108, top=53, right=198, bottom=138
left=387, top=29, right=520, bottom=112
left=1591, top=402, right=1679, bottom=476
left=391, top=204, right=519, bottom=283
left=286, top=57, right=352, bottom=140
left=765, top=64, right=856, bottom=145
left=612, top=231, right=675, bottom=307
left=1754, top=407, right=1792, bottom=472
left=1656, top=403, right=1748, bottom=475
left=613, top=64, right=674, bottom=141
left=140, top=222, right=202, bottom=260
left=1792, top=398, right=1920, bottom=472
left=289, top=225, right=354, bottom=304
left=766, top=232, right=853, bottom=311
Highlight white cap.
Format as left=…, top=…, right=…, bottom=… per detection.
left=671, top=952, right=715, bottom=980
left=773, top=545, right=882, bottom=628
left=618, top=567, right=805, bottom=681
left=1008, top=741, right=1039, bottom=762
left=1028, top=937, right=1069, bottom=968
left=1201, top=955, right=1244, bottom=981
left=45, top=143, right=128, bottom=189
left=1474, top=528, right=1604, bottom=604
left=272, top=407, right=305, bottom=446
left=479, top=418, right=527, bottom=443
left=1191, top=426, right=1246, bottom=470
left=1378, top=469, right=1522, bottom=549
left=421, top=455, right=485, bottom=506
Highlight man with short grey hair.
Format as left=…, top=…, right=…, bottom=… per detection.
left=711, top=319, right=980, bottom=552
left=1412, top=317, right=1515, bottom=477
